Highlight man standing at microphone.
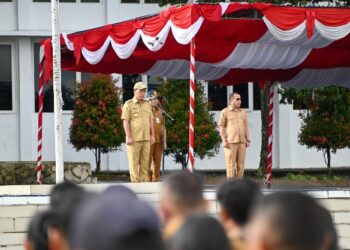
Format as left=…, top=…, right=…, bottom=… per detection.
left=122, top=82, right=155, bottom=182
left=147, top=90, right=167, bottom=182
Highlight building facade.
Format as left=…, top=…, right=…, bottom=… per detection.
left=0, top=0, right=349, bottom=172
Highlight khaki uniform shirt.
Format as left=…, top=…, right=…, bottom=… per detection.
left=228, top=231, right=245, bottom=250
left=152, top=107, right=163, bottom=143
left=218, top=106, right=249, bottom=143
left=121, top=98, right=153, bottom=141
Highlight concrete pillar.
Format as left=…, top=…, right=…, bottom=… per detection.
left=18, top=37, right=35, bottom=161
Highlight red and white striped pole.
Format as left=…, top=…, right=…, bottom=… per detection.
left=265, top=82, right=274, bottom=187
left=188, top=38, right=196, bottom=172
left=36, top=45, right=45, bottom=184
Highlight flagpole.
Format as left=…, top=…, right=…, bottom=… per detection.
left=51, top=0, right=64, bottom=183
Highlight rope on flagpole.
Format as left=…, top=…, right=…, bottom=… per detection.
left=36, top=45, right=45, bottom=184
left=265, top=82, right=274, bottom=187
left=188, top=37, right=196, bottom=172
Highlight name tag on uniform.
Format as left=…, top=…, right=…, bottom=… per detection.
left=134, top=113, right=139, bottom=117
left=155, top=117, right=160, bottom=124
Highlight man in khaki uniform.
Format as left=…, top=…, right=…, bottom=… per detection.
left=218, top=92, right=250, bottom=178
left=121, top=82, right=155, bottom=182
left=147, top=90, right=167, bottom=182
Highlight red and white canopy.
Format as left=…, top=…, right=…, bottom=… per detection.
left=41, top=2, right=350, bottom=88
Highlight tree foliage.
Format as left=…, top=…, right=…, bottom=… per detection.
left=69, top=74, right=124, bottom=172
left=279, top=86, right=350, bottom=170
left=157, top=79, right=221, bottom=169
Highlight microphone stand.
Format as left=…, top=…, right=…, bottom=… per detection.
left=156, top=104, right=174, bottom=176
left=157, top=104, right=175, bottom=122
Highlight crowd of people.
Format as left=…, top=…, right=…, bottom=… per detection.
left=25, top=173, right=339, bottom=250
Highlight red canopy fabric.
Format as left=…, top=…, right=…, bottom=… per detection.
left=42, top=3, right=350, bottom=87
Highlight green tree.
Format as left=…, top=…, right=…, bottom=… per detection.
left=280, top=86, right=350, bottom=172
left=158, top=79, right=221, bottom=170
left=69, top=74, right=124, bottom=173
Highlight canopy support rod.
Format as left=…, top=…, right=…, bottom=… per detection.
left=36, top=46, right=45, bottom=184
left=188, top=37, right=196, bottom=172
left=265, top=82, right=274, bottom=187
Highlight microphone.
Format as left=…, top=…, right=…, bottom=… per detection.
left=157, top=104, right=175, bottom=122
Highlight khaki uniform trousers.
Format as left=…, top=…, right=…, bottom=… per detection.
left=224, top=143, right=246, bottom=178
left=147, top=143, right=162, bottom=182
left=126, top=141, right=150, bottom=182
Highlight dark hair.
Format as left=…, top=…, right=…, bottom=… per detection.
left=26, top=210, right=61, bottom=250
left=254, top=191, right=337, bottom=250
left=217, top=178, right=262, bottom=226
left=50, top=181, right=85, bottom=209
left=117, top=228, right=165, bottom=250
left=68, top=192, right=162, bottom=250
left=163, top=172, right=204, bottom=209
left=49, top=181, right=87, bottom=235
left=168, top=214, right=230, bottom=250
left=104, top=185, right=137, bottom=199
left=319, top=205, right=339, bottom=250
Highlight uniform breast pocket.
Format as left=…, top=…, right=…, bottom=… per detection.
left=142, top=108, right=151, bottom=118
left=131, top=110, right=140, bottom=120
left=228, top=117, right=237, bottom=125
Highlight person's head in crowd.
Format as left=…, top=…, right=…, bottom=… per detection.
left=24, top=210, right=62, bottom=250
left=159, top=172, right=207, bottom=225
left=217, top=178, right=262, bottom=250
left=246, top=191, right=339, bottom=250
left=49, top=181, right=93, bottom=250
left=167, top=214, right=230, bottom=250
left=50, top=180, right=85, bottom=210
left=103, top=184, right=138, bottom=199
left=159, top=172, right=207, bottom=240
left=319, top=205, right=339, bottom=250
left=69, top=187, right=164, bottom=250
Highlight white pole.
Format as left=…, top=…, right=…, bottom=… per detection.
left=51, top=0, right=64, bottom=183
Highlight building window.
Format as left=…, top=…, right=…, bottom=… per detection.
left=253, top=82, right=261, bottom=110
left=33, top=0, right=76, bottom=2
left=121, top=0, right=140, bottom=3
left=81, top=72, right=92, bottom=82
left=0, top=0, right=12, bottom=2
left=208, top=82, right=227, bottom=111
left=144, top=0, right=158, bottom=3
left=147, top=76, right=163, bottom=93
left=34, top=43, right=76, bottom=112
left=122, top=74, right=141, bottom=103
left=0, top=45, right=13, bottom=111
left=33, top=0, right=100, bottom=1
